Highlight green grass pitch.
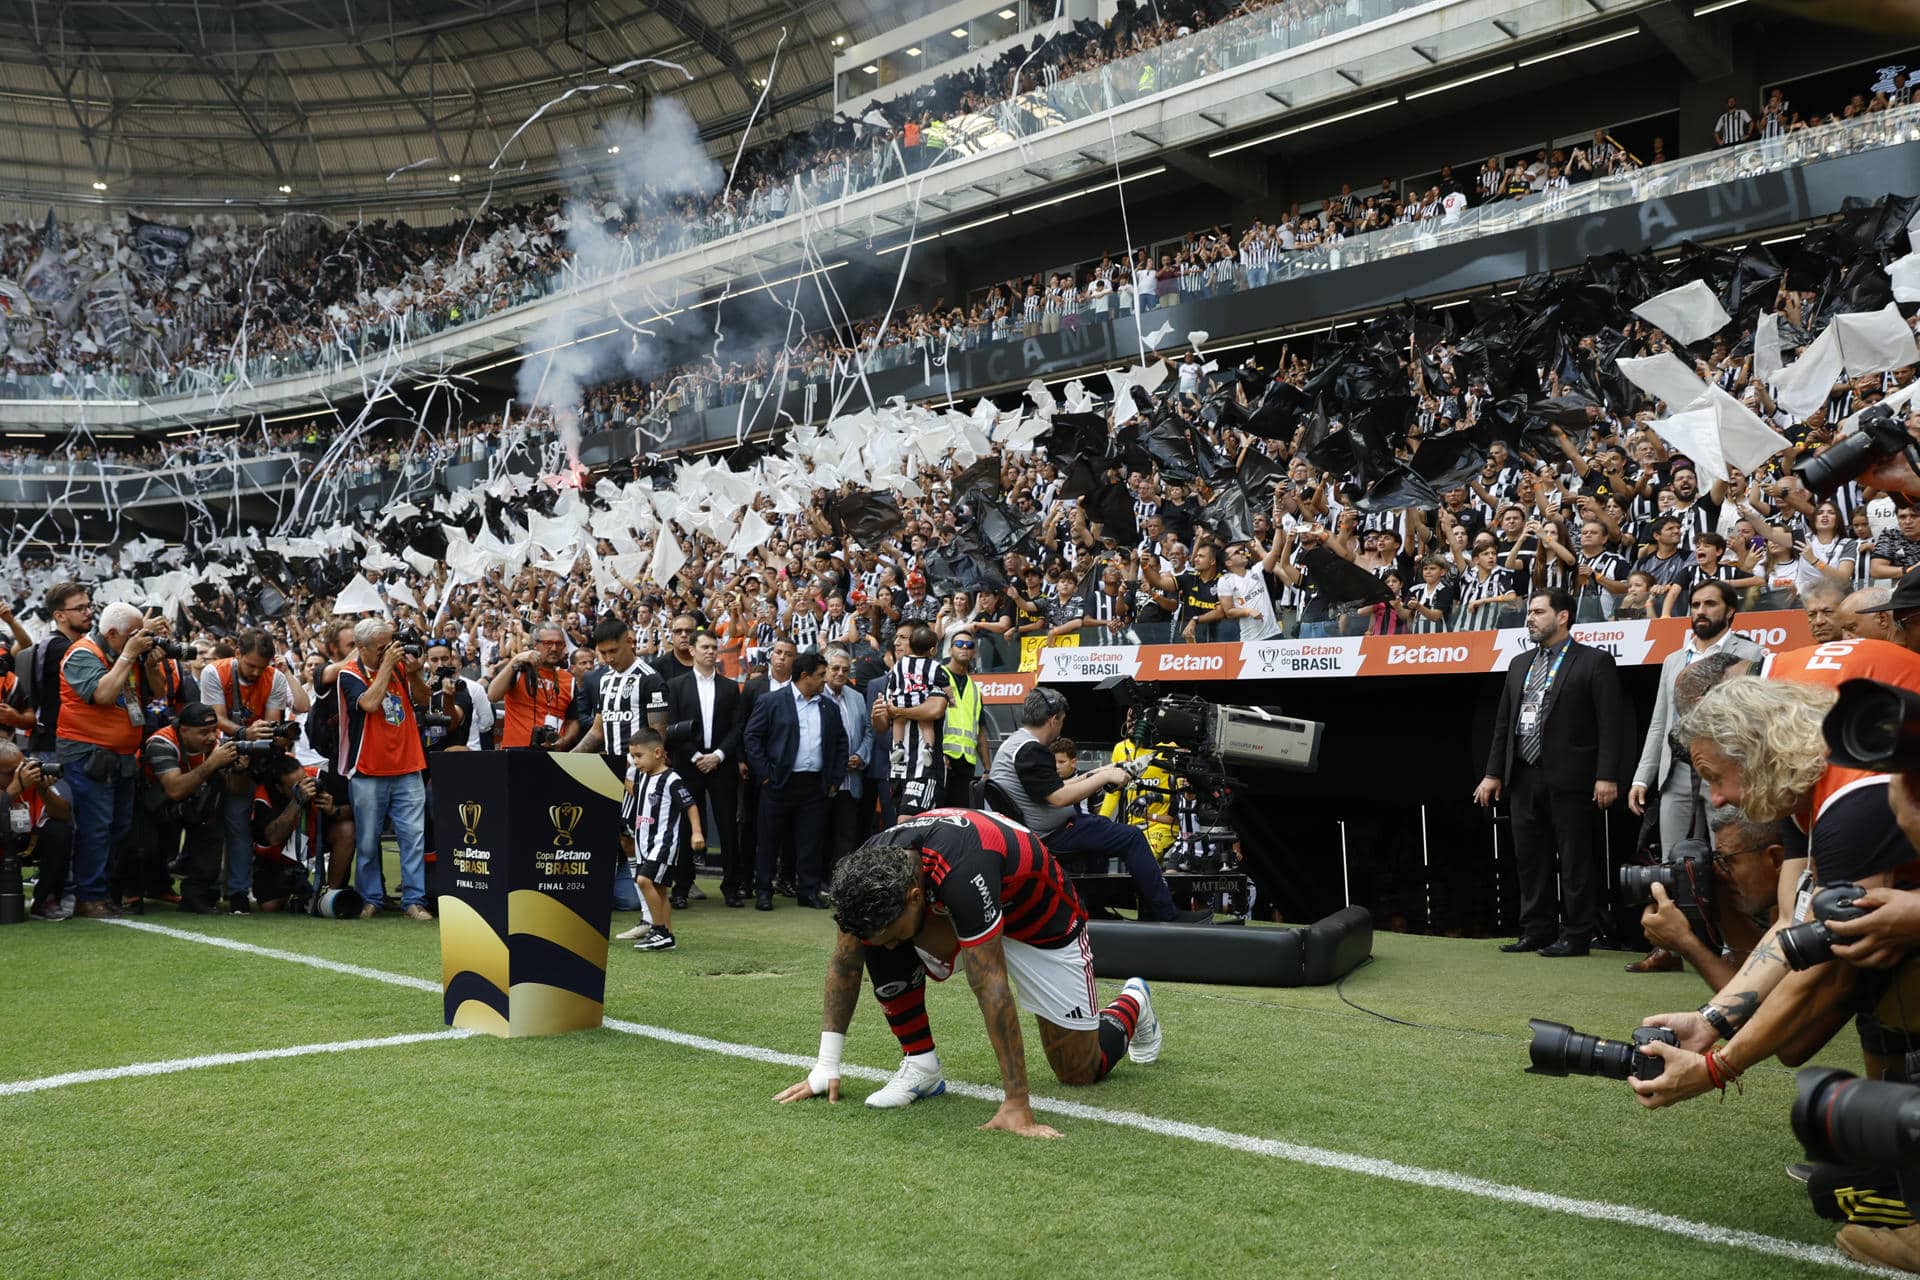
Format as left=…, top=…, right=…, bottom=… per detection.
left=0, top=875, right=1877, bottom=1279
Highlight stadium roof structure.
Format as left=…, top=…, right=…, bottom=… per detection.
left=0, top=0, right=922, bottom=214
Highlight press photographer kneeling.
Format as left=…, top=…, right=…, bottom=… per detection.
left=250, top=754, right=352, bottom=914
left=1, top=742, right=71, bottom=920
left=1628, top=638, right=1920, bottom=1111
left=138, top=702, right=246, bottom=914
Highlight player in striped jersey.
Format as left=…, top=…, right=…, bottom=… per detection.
left=775, top=809, right=1162, bottom=1137
left=621, top=727, right=703, bottom=952
left=880, top=624, right=950, bottom=817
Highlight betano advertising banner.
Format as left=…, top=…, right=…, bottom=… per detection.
left=970, top=610, right=1812, bottom=703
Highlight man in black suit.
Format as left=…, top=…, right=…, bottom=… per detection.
left=743, top=651, right=847, bottom=911
left=1474, top=587, right=1625, bottom=957
left=738, top=636, right=796, bottom=895
left=664, top=630, right=746, bottom=906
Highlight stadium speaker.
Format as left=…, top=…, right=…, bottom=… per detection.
left=1085, top=907, right=1372, bottom=987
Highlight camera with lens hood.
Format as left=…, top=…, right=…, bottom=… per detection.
left=1526, top=1019, right=1676, bottom=1082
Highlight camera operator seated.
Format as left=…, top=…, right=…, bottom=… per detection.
left=139, top=702, right=246, bottom=914
left=250, top=754, right=345, bottom=913
left=1631, top=663, right=1920, bottom=1109
left=1099, top=708, right=1177, bottom=861
left=1638, top=808, right=1788, bottom=991
left=487, top=621, right=580, bottom=750
left=418, top=642, right=471, bottom=754
left=986, top=688, right=1203, bottom=924
left=1, top=742, right=72, bottom=918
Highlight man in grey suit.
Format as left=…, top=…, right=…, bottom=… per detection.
left=1625, top=580, right=1765, bottom=971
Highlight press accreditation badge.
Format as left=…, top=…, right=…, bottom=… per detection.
left=8, top=805, right=29, bottom=836
left=1518, top=705, right=1539, bottom=737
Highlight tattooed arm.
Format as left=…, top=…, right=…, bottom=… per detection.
left=963, top=936, right=1062, bottom=1139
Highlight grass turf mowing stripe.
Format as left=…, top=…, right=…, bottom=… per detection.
left=96, top=917, right=1884, bottom=1277
left=0, top=1030, right=475, bottom=1097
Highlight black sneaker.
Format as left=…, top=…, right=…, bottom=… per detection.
left=227, top=894, right=252, bottom=914
left=635, top=929, right=677, bottom=952
left=774, top=879, right=797, bottom=899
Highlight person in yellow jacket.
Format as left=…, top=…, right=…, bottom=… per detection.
left=1100, top=713, right=1176, bottom=858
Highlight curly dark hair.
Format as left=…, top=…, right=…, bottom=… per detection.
left=830, top=839, right=921, bottom=939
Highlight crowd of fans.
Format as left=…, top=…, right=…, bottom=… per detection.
left=11, top=0, right=1905, bottom=405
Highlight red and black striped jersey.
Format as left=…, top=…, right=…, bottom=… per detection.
left=885, top=808, right=1086, bottom=951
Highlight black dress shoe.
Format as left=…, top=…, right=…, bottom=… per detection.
left=774, top=880, right=797, bottom=899
left=669, top=895, right=689, bottom=911
left=1498, top=936, right=1552, bottom=953
left=724, top=895, right=744, bottom=908
left=795, top=896, right=826, bottom=909
left=755, top=893, right=774, bottom=911
left=1538, top=939, right=1590, bottom=957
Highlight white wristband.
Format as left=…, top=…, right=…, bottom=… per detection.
left=816, top=1030, right=845, bottom=1075
left=809, top=1031, right=845, bottom=1095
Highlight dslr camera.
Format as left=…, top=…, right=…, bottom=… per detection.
left=1617, top=838, right=1721, bottom=950
left=529, top=724, right=561, bottom=750
left=393, top=624, right=426, bottom=658
left=1777, top=882, right=1870, bottom=970
left=36, top=761, right=63, bottom=782
left=229, top=740, right=278, bottom=762
left=150, top=637, right=193, bottom=661
left=1526, top=1019, right=1676, bottom=1082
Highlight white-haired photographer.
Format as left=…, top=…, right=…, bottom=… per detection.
left=1629, top=636, right=1920, bottom=1113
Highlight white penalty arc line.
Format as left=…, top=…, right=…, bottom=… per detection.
left=0, top=1030, right=474, bottom=1097
left=90, top=919, right=1886, bottom=1276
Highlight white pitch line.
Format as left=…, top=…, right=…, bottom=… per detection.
left=0, top=1030, right=474, bottom=1097
left=92, top=918, right=1884, bottom=1276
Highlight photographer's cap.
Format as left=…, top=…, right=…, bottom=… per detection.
left=177, top=702, right=218, bottom=728
left=1851, top=568, right=1920, bottom=614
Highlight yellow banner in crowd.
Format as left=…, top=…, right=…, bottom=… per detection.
left=1018, top=633, right=1077, bottom=672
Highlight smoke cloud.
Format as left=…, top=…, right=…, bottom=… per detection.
left=517, top=97, right=724, bottom=470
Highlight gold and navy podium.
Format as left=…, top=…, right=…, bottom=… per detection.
left=430, top=752, right=624, bottom=1037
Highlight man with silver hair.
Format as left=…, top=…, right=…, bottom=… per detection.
left=56, top=600, right=179, bottom=919
left=1630, top=635, right=1920, bottom=1115
left=1838, top=586, right=1901, bottom=643
left=336, top=616, right=433, bottom=920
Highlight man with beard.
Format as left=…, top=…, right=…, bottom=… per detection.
left=1624, top=581, right=1766, bottom=972
left=1474, top=588, right=1626, bottom=956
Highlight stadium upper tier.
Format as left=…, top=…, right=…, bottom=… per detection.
left=0, top=0, right=1654, bottom=427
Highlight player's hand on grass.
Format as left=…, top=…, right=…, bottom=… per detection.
left=1639, top=1010, right=1718, bottom=1053
left=773, top=1073, right=840, bottom=1104
left=980, top=1100, right=1061, bottom=1139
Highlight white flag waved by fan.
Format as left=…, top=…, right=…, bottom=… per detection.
left=1631, top=280, right=1731, bottom=345
left=1649, top=385, right=1789, bottom=485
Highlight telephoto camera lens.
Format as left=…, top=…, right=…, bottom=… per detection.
left=1792, top=1068, right=1920, bottom=1168
left=1824, top=679, right=1920, bottom=774
left=1617, top=863, right=1672, bottom=907
left=1526, top=1020, right=1675, bottom=1081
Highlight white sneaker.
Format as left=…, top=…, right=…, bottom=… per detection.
left=865, top=1053, right=945, bottom=1109
left=1123, top=977, right=1161, bottom=1065
left=614, top=924, right=650, bottom=940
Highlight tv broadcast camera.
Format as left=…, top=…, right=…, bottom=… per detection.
left=1095, top=677, right=1324, bottom=867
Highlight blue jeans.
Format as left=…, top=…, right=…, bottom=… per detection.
left=612, top=859, right=642, bottom=912
left=1047, top=814, right=1178, bottom=922
left=1298, top=620, right=1339, bottom=639
left=350, top=771, right=428, bottom=909
left=60, top=744, right=133, bottom=903
left=223, top=789, right=255, bottom=898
